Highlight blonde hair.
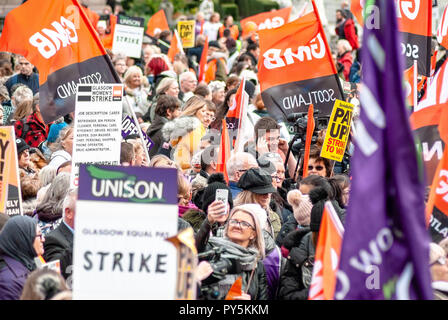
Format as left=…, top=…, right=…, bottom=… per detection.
left=123, top=65, right=143, bottom=87
left=51, top=125, right=74, bottom=152
left=156, top=77, right=178, bottom=96
left=149, top=154, right=180, bottom=170
left=234, top=190, right=259, bottom=207
left=12, top=99, right=33, bottom=120
left=225, top=205, right=266, bottom=259
left=177, top=172, right=191, bottom=198
left=180, top=95, right=207, bottom=117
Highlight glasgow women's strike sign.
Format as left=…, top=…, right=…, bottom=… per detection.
left=72, top=165, right=178, bottom=300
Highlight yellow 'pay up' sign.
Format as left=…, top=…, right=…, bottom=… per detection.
left=320, top=99, right=354, bottom=162
left=177, top=20, right=195, bottom=48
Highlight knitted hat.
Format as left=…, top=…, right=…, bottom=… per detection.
left=201, top=173, right=233, bottom=213
left=237, top=167, right=276, bottom=195
left=15, top=138, right=30, bottom=155
left=287, top=190, right=313, bottom=226
left=47, top=122, right=68, bottom=143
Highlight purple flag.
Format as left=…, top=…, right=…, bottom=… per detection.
left=335, top=0, right=433, bottom=300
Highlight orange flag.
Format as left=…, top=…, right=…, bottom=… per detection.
left=227, top=77, right=249, bottom=152
left=437, top=5, right=448, bottom=50
left=146, top=9, right=169, bottom=37
left=308, top=201, right=344, bottom=300
left=225, top=276, right=243, bottom=300
left=351, top=0, right=364, bottom=26
left=198, top=36, right=209, bottom=83
left=167, top=30, right=183, bottom=62
left=302, top=104, right=315, bottom=178
left=216, top=119, right=230, bottom=183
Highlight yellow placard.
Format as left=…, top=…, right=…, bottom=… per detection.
left=320, top=99, right=354, bottom=162
left=177, top=20, right=196, bottom=48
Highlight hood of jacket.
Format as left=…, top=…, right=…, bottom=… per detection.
left=162, top=116, right=201, bottom=147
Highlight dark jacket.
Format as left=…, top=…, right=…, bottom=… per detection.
left=146, top=115, right=168, bottom=157
left=278, top=229, right=314, bottom=300
left=0, top=255, right=30, bottom=300
left=5, top=73, right=39, bottom=96
left=43, top=222, right=73, bottom=280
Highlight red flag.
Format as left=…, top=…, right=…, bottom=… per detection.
left=167, top=30, right=183, bottom=63
left=240, top=7, right=292, bottom=38
left=302, top=104, right=315, bottom=178
left=257, top=1, right=343, bottom=121
left=224, top=276, right=243, bottom=300
left=437, top=5, right=448, bottom=50
left=0, top=0, right=120, bottom=123
left=146, top=9, right=169, bottom=37
left=227, top=77, right=249, bottom=152
left=308, top=201, right=344, bottom=300
left=216, top=119, right=230, bottom=183
left=198, top=36, right=209, bottom=83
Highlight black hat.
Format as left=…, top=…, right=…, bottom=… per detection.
left=201, top=173, right=233, bottom=213
left=237, top=167, right=276, bottom=194
left=15, top=138, right=30, bottom=155
left=244, top=80, right=255, bottom=99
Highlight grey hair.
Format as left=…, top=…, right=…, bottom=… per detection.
left=38, top=166, right=57, bottom=188
left=50, top=125, right=73, bottom=152
left=156, top=77, right=177, bottom=96
left=35, top=172, right=71, bottom=216
left=12, top=85, right=33, bottom=104
left=62, top=188, right=77, bottom=220
left=179, top=71, right=197, bottom=83
left=226, top=152, right=258, bottom=180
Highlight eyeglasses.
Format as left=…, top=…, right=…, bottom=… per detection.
left=271, top=175, right=281, bottom=182
left=431, top=256, right=447, bottom=266
left=308, top=165, right=324, bottom=171
left=35, top=234, right=44, bottom=241
left=228, top=219, right=254, bottom=230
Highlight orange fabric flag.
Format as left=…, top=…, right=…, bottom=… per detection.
left=167, top=30, right=183, bottom=62
left=216, top=119, right=230, bottom=183
left=351, top=0, right=364, bottom=26
left=198, top=36, right=209, bottom=83
left=146, top=9, right=169, bottom=37
left=308, top=201, right=344, bottom=300
left=227, top=77, right=249, bottom=152
left=437, top=5, right=448, bottom=50
left=302, top=104, right=315, bottom=178
left=225, top=276, right=243, bottom=300
left=0, top=0, right=121, bottom=123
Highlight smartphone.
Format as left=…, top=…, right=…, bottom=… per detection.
left=215, top=189, right=228, bottom=215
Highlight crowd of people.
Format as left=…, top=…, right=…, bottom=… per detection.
left=0, top=0, right=447, bottom=301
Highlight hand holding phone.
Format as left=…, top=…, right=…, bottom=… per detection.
left=215, top=189, right=229, bottom=215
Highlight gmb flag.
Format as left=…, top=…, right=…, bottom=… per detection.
left=257, top=0, right=343, bottom=122
left=0, top=0, right=120, bottom=123
left=240, top=6, right=292, bottom=35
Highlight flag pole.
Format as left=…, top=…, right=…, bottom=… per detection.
left=413, top=59, right=418, bottom=111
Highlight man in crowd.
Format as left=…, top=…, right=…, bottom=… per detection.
left=226, top=151, right=259, bottom=198
left=43, top=188, right=77, bottom=280
left=179, top=71, right=198, bottom=102
left=335, top=9, right=359, bottom=51
left=4, top=56, right=39, bottom=96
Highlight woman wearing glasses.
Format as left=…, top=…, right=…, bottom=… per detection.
left=0, top=216, right=45, bottom=300
left=198, top=204, right=268, bottom=300
left=306, top=146, right=332, bottom=178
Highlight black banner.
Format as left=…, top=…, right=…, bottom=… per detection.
left=429, top=206, right=448, bottom=243
left=261, top=75, right=343, bottom=122
left=400, top=32, right=432, bottom=77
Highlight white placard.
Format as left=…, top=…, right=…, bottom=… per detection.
left=112, top=15, right=145, bottom=58
left=71, top=84, right=123, bottom=188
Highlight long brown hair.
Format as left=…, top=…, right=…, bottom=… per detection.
left=13, top=99, right=33, bottom=120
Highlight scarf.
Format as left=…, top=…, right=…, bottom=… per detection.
left=207, top=236, right=259, bottom=271
left=0, top=215, right=37, bottom=271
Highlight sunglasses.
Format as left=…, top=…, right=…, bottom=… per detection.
left=308, top=165, right=324, bottom=171
left=228, top=219, right=254, bottom=230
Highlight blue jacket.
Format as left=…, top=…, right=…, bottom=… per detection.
left=0, top=255, right=30, bottom=300
left=229, top=181, right=241, bottom=199
left=5, top=73, right=39, bottom=96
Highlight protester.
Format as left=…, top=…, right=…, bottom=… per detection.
left=36, top=165, right=57, bottom=206
left=42, top=188, right=76, bottom=280
left=4, top=56, right=39, bottom=96
left=162, top=95, right=216, bottom=171
left=306, top=146, right=333, bottom=178
left=430, top=243, right=448, bottom=300
left=197, top=204, right=268, bottom=300
left=337, top=39, right=354, bottom=81
left=203, top=12, right=222, bottom=42
left=226, top=152, right=259, bottom=198
left=208, top=81, right=226, bottom=108
left=335, top=9, right=359, bottom=51
left=47, top=126, right=73, bottom=169
left=33, top=172, right=70, bottom=236
left=0, top=215, right=44, bottom=300
left=16, top=138, right=35, bottom=176
left=179, top=71, right=198, bottom=103
left=120, top=141, right=135, bottom=166
left=122, top=66, right=151, bottom=115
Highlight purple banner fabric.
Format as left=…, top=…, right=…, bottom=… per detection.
left=335, top=0, right=433, bottom=300
left=121, top=115, right=154, bottom=153
left=78, top=164, right=178, bottom=205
